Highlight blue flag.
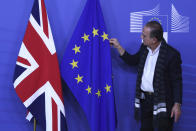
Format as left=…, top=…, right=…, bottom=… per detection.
left=60, top=0, right=116, bottom=131
left=143, top=15, right=168, bottom=41
left=143, top=15, right=168, bottom=32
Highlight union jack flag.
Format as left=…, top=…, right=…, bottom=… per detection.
left=13, top=0, right=66, bottom=130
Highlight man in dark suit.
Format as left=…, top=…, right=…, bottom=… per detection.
left=110, top=21, right=182, bottom=131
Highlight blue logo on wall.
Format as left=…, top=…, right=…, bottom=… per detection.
left=130, top=4, right=190, bottom=42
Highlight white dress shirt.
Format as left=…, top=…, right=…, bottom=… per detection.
left=140, top=43, right=161, bottom=92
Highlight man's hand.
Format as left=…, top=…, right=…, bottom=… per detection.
left=171, top=103, right=181, bottom=122
left=109, top=38, right=125, bottom=56
left=109, top=38, right=121, bottom=48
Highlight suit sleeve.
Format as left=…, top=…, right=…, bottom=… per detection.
left=168, top=52, right=183, bottom=104
left=120, top=44, right=144, bottom=66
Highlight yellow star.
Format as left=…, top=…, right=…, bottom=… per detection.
left=101, top=32, right=109, bottom=41
left=81, top=33, right=90, bottom=43
left=75, top=74, right=83, bottom=84
left=95, top=89, right=101, bottom=98
left=104, top=84, right=111, bottom=93
left=70, top=59, right=78, bottom=69
left=72, top=45, right=80, bottom=54
left=85, top=85, right=92, bottom=94
left=92, top=28, right=99, bottom=37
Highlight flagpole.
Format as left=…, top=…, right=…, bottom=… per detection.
left=34, top=118, right=36, bottom=131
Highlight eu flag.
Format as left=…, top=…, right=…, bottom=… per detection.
left=143, top=15, right=168, bottom=32
left=60, top=0, right=116, bottom=131
left=143, top=15, right=168, bottom=41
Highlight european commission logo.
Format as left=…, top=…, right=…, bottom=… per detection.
left=130, top=4, right=190, bottom=42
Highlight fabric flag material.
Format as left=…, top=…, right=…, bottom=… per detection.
left=60, top=0, right=116, bottom=131
left=13, top=0, right=66, bottom=131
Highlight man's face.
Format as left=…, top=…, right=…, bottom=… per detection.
left=141, top=26, right=154, bottom=47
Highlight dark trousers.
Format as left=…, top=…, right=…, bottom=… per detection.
left=140, top=93, right=173, bottom=131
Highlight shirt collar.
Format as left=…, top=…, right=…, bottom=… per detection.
left=147, top=42, right=161, bottom=55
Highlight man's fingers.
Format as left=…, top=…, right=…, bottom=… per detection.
left=109, top=39, right=118, bottom=46
left=171, top=103, right=181, bottom=122
left=175, top=113, right=178, bottom=122
left=109, top=39, right=114, bottom=44
left=109, top=39, right=113, bottom=46
left=175, top=112, right=179, bottom=122
left=175, top=111, right=181, bottom=122
left=109, top=38, right=114, bottom=42
left=170, top=110, right=174, bottom=118
left=110, top=38, right=117, bottom=42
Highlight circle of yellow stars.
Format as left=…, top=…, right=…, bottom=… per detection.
left=69, top=27, right=111, bottom=98
left=149, top=17, right=162, bottom=25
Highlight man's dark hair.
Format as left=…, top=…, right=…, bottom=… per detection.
left=145, top=21, right=163, bottom=42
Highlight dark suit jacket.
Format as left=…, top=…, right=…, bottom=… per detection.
left=120, top=40, right=182, bottom=113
